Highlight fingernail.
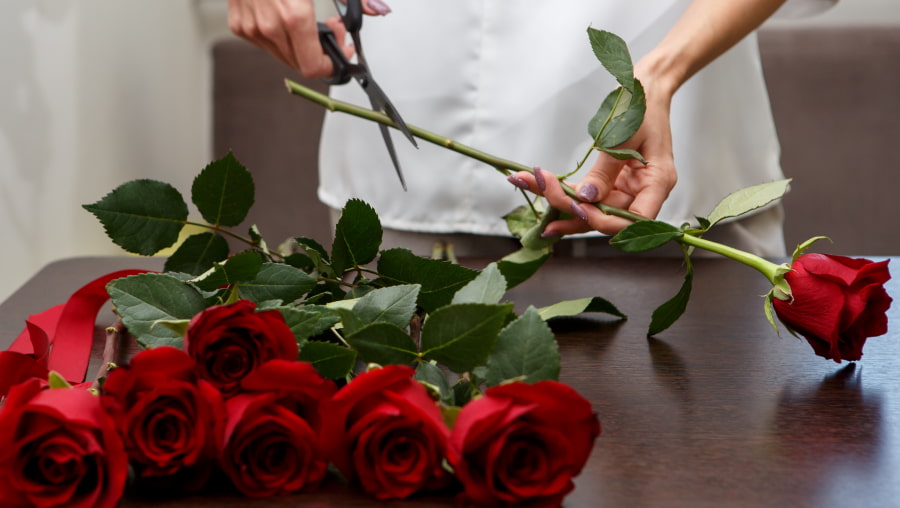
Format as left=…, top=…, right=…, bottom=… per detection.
left=533, top=166, right=546, bottom=192
left=540, top=230, right=562, bottom=239
left=507, top=175, right=530, bottom=190
left=577, top=183, right=598, bottom=202
left=570, top=201, right=589, bottom=222
left=368, top=0, right=392, bottom=15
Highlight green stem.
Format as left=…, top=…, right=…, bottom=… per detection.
left=285, top=79, right=647, bottom=224
left=184, top=220, right=282, bottom=260
left=677, top=233, right=781, bottom=283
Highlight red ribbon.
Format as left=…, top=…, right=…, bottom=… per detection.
left=7, top=269, right=150, bottom=384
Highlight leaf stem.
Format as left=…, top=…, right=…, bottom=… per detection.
left=284, top=79, right=647, bottom=225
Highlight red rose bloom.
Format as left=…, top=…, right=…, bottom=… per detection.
left=0, top=379, right=127, bottom=508
left=773, top=254, right=892, bottom=362
left=320, top=365, right=451, bottom=500
left=448, top=381, right=600, bottom=508
left=220, top=360, right=336, bottom=497
left=101, top=346, right=224, bottom=490
left=183, top=300, right=298, bottom=396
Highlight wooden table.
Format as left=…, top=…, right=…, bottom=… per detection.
left=2, top=256, right=898, bottom=507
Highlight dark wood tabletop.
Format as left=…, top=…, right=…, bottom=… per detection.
left=2, top=256, right=898, bottom=507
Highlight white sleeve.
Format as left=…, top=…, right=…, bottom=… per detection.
left=772, top=0, right=839, bottom=19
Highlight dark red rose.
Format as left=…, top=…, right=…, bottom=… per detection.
left=0, top=321, right=50, bottom=401
left=100, top=346, right=224, bottom=490
left=773, top=254, right=892, bottom=362
left=448, top=381, right=600, bottom=508
left=320, top=365, right=451, bottom=500
left=0, top=379, right=127, bottom=508
left=183, top=300, right=298, bottom=396
left=220, top=360, right=336, bottom=497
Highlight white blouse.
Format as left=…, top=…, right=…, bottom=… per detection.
left=318, top=0, right=835, bottom=236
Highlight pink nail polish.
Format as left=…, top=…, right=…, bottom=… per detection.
left=570, top=201, right=588, bottom=222
left=368, top=0, right=392, bottom=15
left=507, top=175, right=530, bottom=190
left=533, top=166, right=546, bottom=192
left=577, top=183, right=598, bottom=202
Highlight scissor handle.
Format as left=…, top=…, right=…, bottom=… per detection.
left=332, top=0, right=363, bottom=32
left=317, top=23, right=352, bottom=85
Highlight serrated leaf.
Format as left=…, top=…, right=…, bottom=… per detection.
left=705, top=179, right=792, bottom=227
left=163, top=232, right=230, bottom=275
left=352, top=284, right=420, bottom=328
left=337, top=307, right=366, bottom=336
left=587, top=28, right=634, bottom=89
left=415, top=361, right=453, bottom=405
left=484, top=307, right=559, bottom=386
left=278, top=305, right=340, bottom=345
left=497, top=247, right=551, bottom=289
left=191, top=250, right=263, bottom=291
left=420, top=303, right=513, bottom=373
left=648, top=267, right=693, bottom=336
left=331, top=199, right=382, bottom=273
left=600, top=147, right=647, bottom=164
left=107, top=273, right=208, bottom=348
left=377, top=248, right=479, bottom=313
left=503, top=204, right=540, bottom=239
left=237, top=262, right=316, bottom=303
left=191, top=152, right=255, bottom=227
left=452, top=263, right=507, bottom=305
left=537, top=297, right=625, bottom=320
left=83, top=179, right=188, bottom=255
left=589, top=81, right=646, bottom=148
left=610, top=220, right=682, bottom=253
left=345, top=322, right=419, bottom=366
left=300, top=341, right=357, bottom=380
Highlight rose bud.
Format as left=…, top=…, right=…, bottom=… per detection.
left=448, top=381, right=600, bottom=508
left=320, top=365, right=452, bottom=500
left=0, top=379, right=127, bottom=508
left=773, top=253, right=892, bottom=362
left=220, top=360, right=336, bottom=496
left=100, top=346, right=224, bottom=491
left=183, top=300, right=299, bottom=396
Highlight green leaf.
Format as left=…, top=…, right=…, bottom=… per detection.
left=452, top=263, right=507, bottom=305
left=153, top=319, right=190, bottom=337
left=648, top=265, right=693, bottom=336
left=484, top=307, right=559, bottom=386
left=587, top=28, right=634, bottom=89
left=420, top=303, right=513, bottom=373
left=300, top=341, right=357, bottom=380
left=763, top=293, right=780, bottom=334
left=610, top=220, right=682, bottom=252
left=589, top=81, right=646, bottom=148
left=107, top=273, right=208, bottom=348
left=345, top=322, right=419, bottom=366
left=191, top=250, right=263, bottom=291
left=600, top=147, right=647, bottom=164
left=277, top=305, right=340, bottom=344
left=352, top=284, right=420, bottom=328
left=537, top=296, right=625, bottom=320
left=191, top=152, right=255, bottom=227
left=415, top=361, right=453, bottom=405
left=497, top=247, right=551, bottom=289
left=331, top=199, right=382, bottom=274
left=237, top=262, right=316, bottom=303
left=83, top=179, right=188, bottom=255
left=519, top=207, right=561, bottom=251
left=790, top=235, right=830, bottom=263
left=48, top=371, right=72, bottom=389
left=503, top=204, right=540, bottom=239
left=705, top=179, right=792, bottom=227
left=377, top=248, right=479, bottom=313
left=163, top=232, right=230, bottom=275
left=336, top=307, right=366, bottom=336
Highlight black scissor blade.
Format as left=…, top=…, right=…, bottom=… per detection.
left=377, top=122, right=407, bottom=191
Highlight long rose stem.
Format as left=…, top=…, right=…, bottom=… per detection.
left=284, top=79, right=646, bottom=224
left=92, top=322, right=126, bottom=391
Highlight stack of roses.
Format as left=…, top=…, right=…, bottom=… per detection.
left=0, top=298, right=600, bottom=508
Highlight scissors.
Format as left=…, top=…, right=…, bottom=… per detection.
left=318, top=0, right=417, bottom=190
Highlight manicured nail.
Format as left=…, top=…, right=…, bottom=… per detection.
left=540, top=230, right=562, bottom=239
left=533, top=166, right=546, bottom=192
left=507, top=175, right=530, bottom=190
left=368, top=0, right=392, bottom=15
left=570, top=201, right=588, bottom=222
left=577, top=183, right=598, bottom=202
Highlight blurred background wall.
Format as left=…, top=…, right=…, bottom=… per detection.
left=1, top=0, right=898, bottom=303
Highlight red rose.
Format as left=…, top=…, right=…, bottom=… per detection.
left=448, top=381, right=600, bottom=508
left=773, top=254, right=892, bottom=362
left=183, top=300, right=298, bottom=396
left=101, top=346, right=224, bottom=490
left=0, top=379, right=127, bottom=508
left=220, top=360, right=336, bottom=497
left=320, top=365, right=451, bottom=500
left=0, top=321, right=50, bottom=400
